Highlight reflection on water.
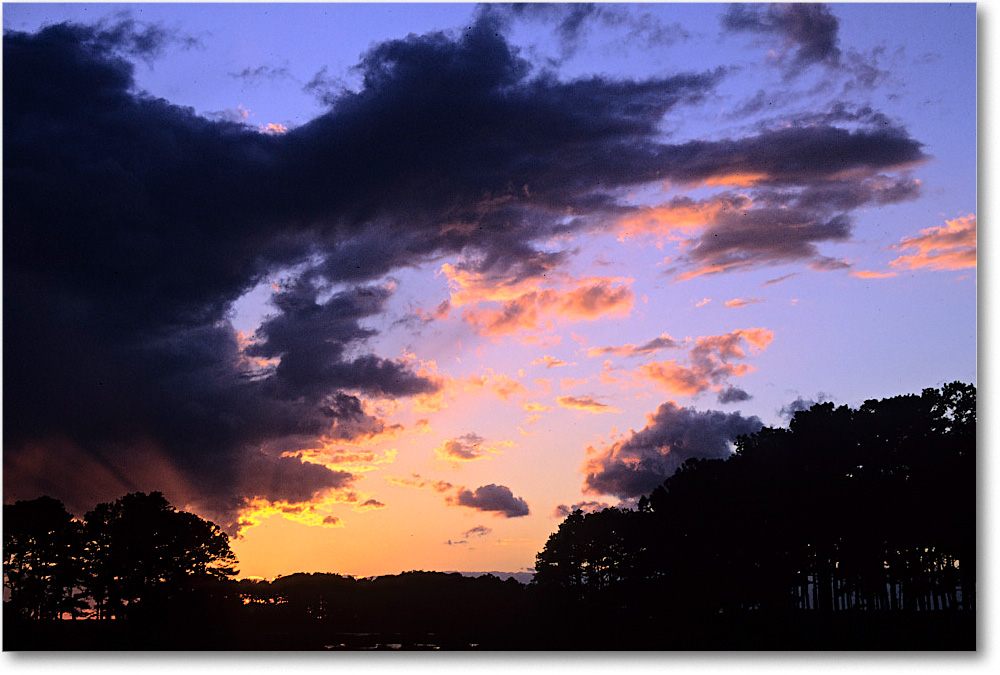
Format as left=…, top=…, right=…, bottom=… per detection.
left=320, top=633, right=476, bottom=650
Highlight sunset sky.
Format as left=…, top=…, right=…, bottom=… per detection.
left=3, top=2, right=977, bottom=581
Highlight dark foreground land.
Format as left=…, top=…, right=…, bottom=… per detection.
left=3, top=610, right=976, bottom=651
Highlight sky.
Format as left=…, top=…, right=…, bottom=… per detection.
left=2, top=2, right=977, bottom=581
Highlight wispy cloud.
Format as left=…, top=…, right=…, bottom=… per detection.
left=850, top=269, right=898, bottom=279
left=762, top=273, right=797, bottom=286
left=588, top=333, right=684, bottom=358
left=724, top=297, right=765, bottom=308
left=557, top=395, right=620, bottom=414
left=228, top=64, right=292, bottom=82
left=531, top=355, right=571, bottom=369
left=463, top=525, right=492, bottom=539
left=721, top=3, right=842, bottom=78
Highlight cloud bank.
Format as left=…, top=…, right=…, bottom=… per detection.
left=3, top=12, right=929, bottom=529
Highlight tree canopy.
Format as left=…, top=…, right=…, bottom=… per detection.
left=4, top=491, right=237, bottom=621
left=534, top=382, right=975, bottom=617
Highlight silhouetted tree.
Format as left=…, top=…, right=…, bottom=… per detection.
left=534, top=507, right=651, bottom=613
left=3, top=496, right=86, bottom=619
left=81, top=491, right=237, bottom=620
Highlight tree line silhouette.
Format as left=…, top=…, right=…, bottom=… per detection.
left=4, top=491, right=237, bottom=622
left=533, top=382, right=975, bottom=637
left=3, top=383, right=975, bottom=649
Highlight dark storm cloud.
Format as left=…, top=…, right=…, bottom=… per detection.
left=451, top=484, right=530, bottom=518
left=323, top=393, right=401, bottom=443
left=657, top=124, right=924, bottom=278
left=676, top=210, right=854, bottom=278
left=3, top=15, right=924, bottom=526
left=722, top=3, right=841, bottom=77
left=244, top=282, right=436, bottom=400
left=238, top=451, right=354, bottom=505
left=717, top=386, right=752, bottom=404
left=2, top=21, right=441, bottom=526
left=583, top=402, right=762, bottom=500
left=658, top=125, right=924, bottom=187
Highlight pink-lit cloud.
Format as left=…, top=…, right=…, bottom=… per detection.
left=617, top=193, right=753, bottom=238
left=638, top=361, right=709, bottom=396
left=724, top=297, right=765, bottom=308
left=445, top=262, right=635, bottom=339
left=412, top=366, right=533, bottom=412
left=850, top=269, right=898, bottom=279
left=432, top=433, right=511, bottom=464
left=259, top=122, right=289, bottom=135
left=606, top=328, right=775, bottom=401
left=532, top=355, right=571, bottom=368
left=588, top=332, right=684, bottom=358
left=387, top=473, right=456, bottom=494
left=559, top=376, right=590, bottom=390
left=888, top=214, right=977, bottom=272
left=412, top=299, right=452, bottom=323
left=461, top=278, right=635, bottom=337
left=557, top=395, right=620, bottom=414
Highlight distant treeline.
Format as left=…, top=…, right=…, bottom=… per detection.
left=3, top=383, right=975, bottom=650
